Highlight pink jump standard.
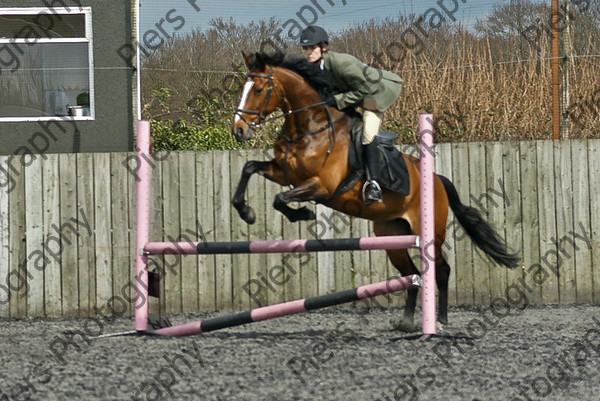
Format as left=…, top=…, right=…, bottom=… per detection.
left=133, top=115, right=436, bottom=336
left=419, top=114, right=436, bottom=337
left=134, top=120, right=151, bottom=331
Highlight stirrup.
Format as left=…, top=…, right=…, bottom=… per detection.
left=362, top=179, right=382, bottom=204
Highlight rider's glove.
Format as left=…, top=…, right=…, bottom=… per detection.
left=325, top=96, right=338, bottom=108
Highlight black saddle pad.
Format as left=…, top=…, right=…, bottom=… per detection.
left=331, top=117, right=410, bottom=199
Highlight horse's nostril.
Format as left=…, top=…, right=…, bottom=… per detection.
left=235, top=126, right=245, bottom=141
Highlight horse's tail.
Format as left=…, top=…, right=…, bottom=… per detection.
left=438, top=174, right=520, bottom=268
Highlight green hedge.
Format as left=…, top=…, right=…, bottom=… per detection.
left=151, top=119, right=242, bottom=151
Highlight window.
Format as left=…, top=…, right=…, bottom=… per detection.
left=0, top=7, right=94, bottom=121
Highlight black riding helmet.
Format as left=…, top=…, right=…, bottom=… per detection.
left=299, top=26, right=329, bottom=46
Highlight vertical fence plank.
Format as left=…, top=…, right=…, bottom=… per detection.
left=351, top=212, right=371, bottom=290
left=93, top=153, right=113, bottom=313
left=229, top=150, right=250, bottom=310
left=127, top=151, right=137, bottom=314
left=333, top=213, right=352, bottom=294
left=452, top=143, right=474, bottom=305
left=0, top=156, right=9, bottom=318
left=8, top=156, right=26, bottom=317
left=282, top=150, right=303, bottom=303
left=518, top=141, right=541, bottom=303
left=59, top=154, right=79, bottom=317
left=150, top=154, right=165, bottom=315
left=554, top=141, right=576, bottom=303
left=469, top=142, right=491, bottom=304
left=571, top=140, right=593, bottom=303
left=502, top=142, right=525, bottom=302
left=179, top=152, right=200, bottom=313
left=351, top=209, right=371, bottom=311
left=587, top=140, right=600, bottom=303
left=42, top=154, right=61, bottom=317
left=213, top=151, right=232, bottom=309
left=368, top=215, right=392, bottom=308
left=265, top=177, right=286, bottom=304
left=25, top=158, right=44, bottom=317
left=110, top=153, right=131, bottom=316
left=316, top=204, right=336, bottom=297
left=77, top=154, right=95, bottom=316
left=498, top=142, right=524, bottom=292
left=485, top=142, right=508, bottom=302
left=196, top=151, right=216, bottom=311
left=536, top=140, right=559, bottom=303
left=298, top=205, right=318, bottom=300
left=162, top=152, right=182, bottom=314
left=245, top=149, right=269, bottom=307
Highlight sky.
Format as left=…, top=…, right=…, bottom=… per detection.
left=138, top=0, right=523, bottom=37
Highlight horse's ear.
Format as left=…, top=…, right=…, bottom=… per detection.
left=254, top=52, right=265, bottom=70
left=241, top=51, right=252, bottom=69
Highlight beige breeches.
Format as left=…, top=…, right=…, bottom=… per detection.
left=362, top=110, right=384, bottom=145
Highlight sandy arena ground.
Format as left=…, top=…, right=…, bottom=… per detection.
left=1, top=304, right=600, bottom=401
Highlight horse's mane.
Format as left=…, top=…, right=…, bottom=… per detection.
left=249, top=51, right=334, bottom=99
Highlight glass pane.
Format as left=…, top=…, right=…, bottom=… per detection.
left=0, top=14, right=86, bottom=39
left=0, top=42, right=90, bottom=118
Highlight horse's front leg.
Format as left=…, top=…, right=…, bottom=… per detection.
left=232, top=160, right=272, bottom=224
left=273, top=178, right=328, bottom=222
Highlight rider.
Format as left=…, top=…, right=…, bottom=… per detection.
left=299, top=25, right=403, bottom=204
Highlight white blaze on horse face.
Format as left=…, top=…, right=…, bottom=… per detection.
left=235, top=79, right=255, bottom=124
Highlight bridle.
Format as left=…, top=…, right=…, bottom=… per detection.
left=234, top=66, right=282, bottom=128
left=234, top=65, right=345, bottom=185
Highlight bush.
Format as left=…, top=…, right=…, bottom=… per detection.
left=151, top=118, right=241, bottom=151
left=147, top=84, right=248, bottom=151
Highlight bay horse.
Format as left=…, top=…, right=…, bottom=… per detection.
left=231, top=51, right=519, bottom=331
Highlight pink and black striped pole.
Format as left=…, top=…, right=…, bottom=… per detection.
left=153, top=275, right=420, bottom=336
left=143, top=235, right=419, bottom=255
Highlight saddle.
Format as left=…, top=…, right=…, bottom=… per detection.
left=330, top=115, right=410, bottom=200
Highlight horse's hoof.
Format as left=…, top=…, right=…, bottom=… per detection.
left=390, top=318, right=420, bottom=333
left=298, top=207, right=316, bottom=220
left=241, top=206, right=256, bottom=224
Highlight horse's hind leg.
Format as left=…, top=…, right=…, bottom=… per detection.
left=374, top=219, right=421, bottom=332
left=272, top=177, right=330, bottom=222
left=436, top=252, right=451, bottom=325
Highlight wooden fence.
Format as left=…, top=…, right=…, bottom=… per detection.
left=0, top=139, right=599, bottom=318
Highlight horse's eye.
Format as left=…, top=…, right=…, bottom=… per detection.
left=255, top=87, right=264, bottom=94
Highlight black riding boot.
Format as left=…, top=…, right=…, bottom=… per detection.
left=362, top=141, right=383, bottom=204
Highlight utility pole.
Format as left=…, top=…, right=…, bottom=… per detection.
left=561, top=0, right=571, bottom=138
left=551, top=0, right=561, bottom=139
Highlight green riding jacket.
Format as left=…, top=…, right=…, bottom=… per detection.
left=322, top=51, right=403, bottom=112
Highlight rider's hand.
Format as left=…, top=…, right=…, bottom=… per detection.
left=325, top=96, right=337, bottom=107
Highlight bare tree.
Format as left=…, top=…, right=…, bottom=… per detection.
left=474, top=0, right=547, bottom=38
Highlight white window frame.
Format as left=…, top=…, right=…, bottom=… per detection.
left=0, top=6, right=94, bottom=122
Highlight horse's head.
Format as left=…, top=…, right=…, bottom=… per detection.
left=232, top=52, right=284, bottom=142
